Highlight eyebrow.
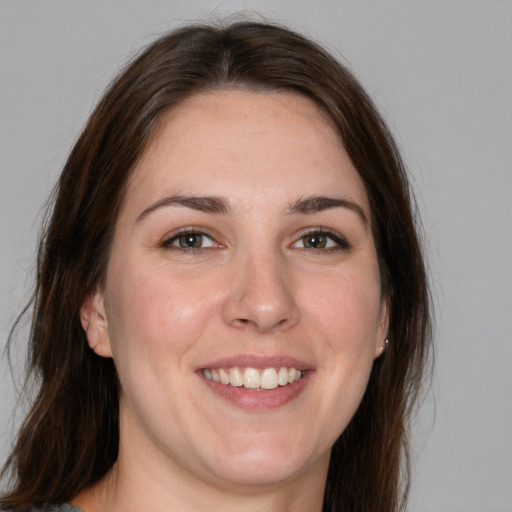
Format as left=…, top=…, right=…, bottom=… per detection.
left=136, top=194, right=231, bottom=222
left=287, top=195, right=368, bottom=226
left=136, top=193, right=368, bottom=226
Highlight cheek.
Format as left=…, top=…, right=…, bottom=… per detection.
left=306, top=267, right=383, bottom=348
left=293, top=268, right=383, bottom=447
left=105, top=262, right=219, bottom=364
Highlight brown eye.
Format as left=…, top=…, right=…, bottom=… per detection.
left=163, top=231, right=217, bottom=250
left=292, top=230, right=350, bottom=250
left=178, top=233, right=204, bottom=248
left=302, top=233, right=328, bottom=249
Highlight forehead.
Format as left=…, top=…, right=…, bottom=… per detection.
left=124, top=90, right=369, bottom=216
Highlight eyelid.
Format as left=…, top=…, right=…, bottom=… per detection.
left=160, top=226, right=349, bottom=252
left=161, top=227, right=223, bottom=250
left=291, top=227, right=350, bottom=250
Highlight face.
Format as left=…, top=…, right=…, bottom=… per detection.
left=82, top=90, right=388, bottom=492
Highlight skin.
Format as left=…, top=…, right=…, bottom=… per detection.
left=78, top=90, right=389, bottom=512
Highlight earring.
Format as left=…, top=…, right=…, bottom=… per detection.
left=379, top=339, right=389, bottom=354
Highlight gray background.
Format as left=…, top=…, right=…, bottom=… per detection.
left=1, top=1, right=511, bottom=511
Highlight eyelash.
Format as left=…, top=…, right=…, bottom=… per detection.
left=161, top=228, right=350, bottom=252
left=161, top=229, right=219, bottom=251
left=292, top=228, right=350, bottom=251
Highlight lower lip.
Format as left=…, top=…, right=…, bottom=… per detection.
left=198, top=371, right=312, bottom=411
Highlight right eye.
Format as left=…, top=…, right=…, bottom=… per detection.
left=163, top=231, right=217, bottom=250
left=291, top=229, right=350, bottom=251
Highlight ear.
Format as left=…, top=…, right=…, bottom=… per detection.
left=80, top=290, right=113, bottom=358
left=374, top=298, right=390, bottom=359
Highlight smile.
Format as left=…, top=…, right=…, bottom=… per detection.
left=202, top=367, right=305, bottom=390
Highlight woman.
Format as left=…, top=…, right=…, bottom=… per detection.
left=1, top=20, right=431, bottom=512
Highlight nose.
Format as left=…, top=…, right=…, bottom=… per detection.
left=221, top=249, right=300, bottom=333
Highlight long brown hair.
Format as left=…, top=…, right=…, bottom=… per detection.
left=1, top=21, right=432, bottom=512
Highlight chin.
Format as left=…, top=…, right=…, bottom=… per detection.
left=213, top=457, right=309, bottom=487
left=199, top=434, right=327, bottom=488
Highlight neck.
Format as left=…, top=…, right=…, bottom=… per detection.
left=73, top=407, right=330, bottom=512
left=73, top=446, right=328, bottom=512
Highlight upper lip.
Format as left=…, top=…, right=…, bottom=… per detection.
left=196, top=354, right=314, bottom=371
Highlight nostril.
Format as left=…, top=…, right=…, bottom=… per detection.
left=222, top=283, right=301, bottom=333
left=232, top=318, right=250, bottom=327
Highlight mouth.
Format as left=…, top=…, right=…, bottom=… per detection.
left=201, top=366, right=306, bottom=390
left=197, top=356, right=313, bottom=410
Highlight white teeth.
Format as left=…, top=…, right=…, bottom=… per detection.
left=278, top=367, right=288, bottom=386
left=261, top=368, right=278, bottom=389
left=229, top=367, right=243, bottom=387
left=243, top=368, right=261, bottom=389
left=202, top=366, right=304, bottom=389
left=219, top=368, right=230, bottom=385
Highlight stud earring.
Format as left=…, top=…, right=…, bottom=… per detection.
left=379, top=339, right=389, bottom=354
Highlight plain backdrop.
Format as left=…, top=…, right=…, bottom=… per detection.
left=1, top=1, right=511, bottom=511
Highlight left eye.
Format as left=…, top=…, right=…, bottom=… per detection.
left=164, top=231, right=217, bottom=249
left=292, top=231, right=348, bottom=250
